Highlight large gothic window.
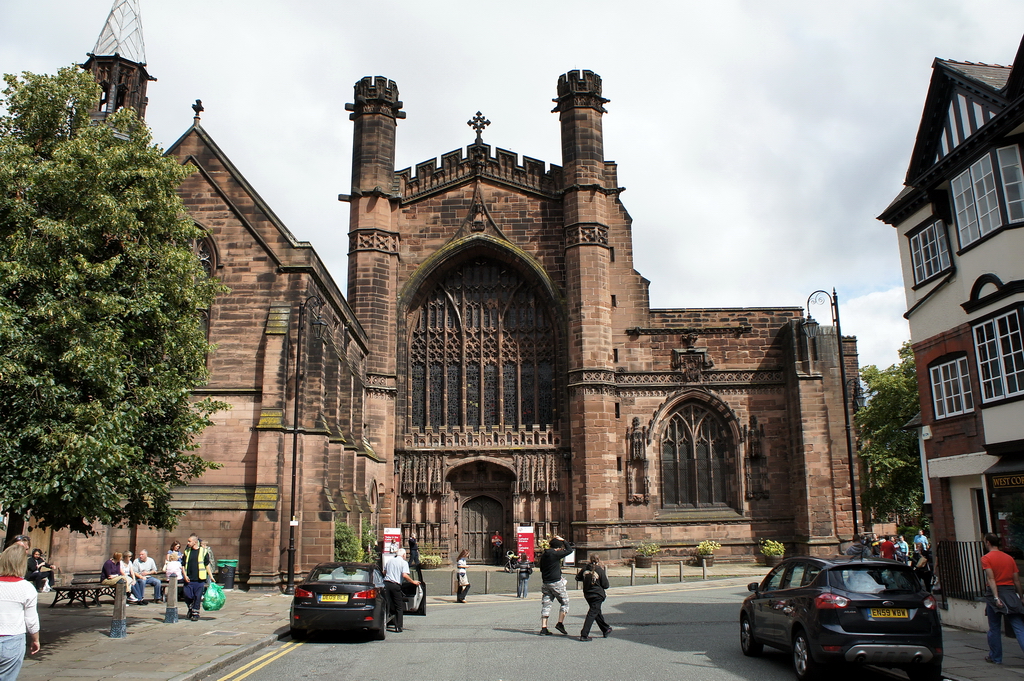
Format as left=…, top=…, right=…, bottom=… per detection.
left=660, top=404, right=732, bottom=508
left=409, top=258, right=555, bottom=430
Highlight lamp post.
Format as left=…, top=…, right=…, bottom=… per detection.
left=803, top=288, right=860, bottom=537
left=285, top=294, right=328, bottom=595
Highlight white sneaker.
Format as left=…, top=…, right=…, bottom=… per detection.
left=42, top=585, right=51, bottom=593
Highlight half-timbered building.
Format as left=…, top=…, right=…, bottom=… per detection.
left=879, top=32, right=1024, bottom=630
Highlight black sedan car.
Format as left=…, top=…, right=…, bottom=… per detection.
left=739, top=556, right=942, bottom=681
left=289, top=561, right=426, bottom=639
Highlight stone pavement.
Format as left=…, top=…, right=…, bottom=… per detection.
left=19, top=587, right=289, bottom=681
left=13, top=562, right=1023, bottom=681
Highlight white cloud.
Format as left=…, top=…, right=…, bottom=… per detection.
left=842, top=288, right=911, bottom=370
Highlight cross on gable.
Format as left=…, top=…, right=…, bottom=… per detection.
left=467, top=111, right=490, bottom=143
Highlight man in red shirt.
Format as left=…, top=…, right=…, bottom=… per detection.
left=878, top=536, right=897, bottom=560
left=982, top=533, right=1024, bottom=664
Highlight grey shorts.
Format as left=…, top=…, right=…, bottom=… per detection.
left=540, top=579, right=569, bottom=616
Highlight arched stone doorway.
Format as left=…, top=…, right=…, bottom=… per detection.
left=460, top=496, right=502, bottom=563
left=449, top=460, right=514, bottom=562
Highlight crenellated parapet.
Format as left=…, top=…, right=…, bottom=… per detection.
left=345, top=76, right=406, bottom=120
left=396, top=144, right=563, bottom=202
left=553, top=69, right=609, bottom=113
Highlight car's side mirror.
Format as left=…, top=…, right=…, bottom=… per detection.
left=747, top=582, right=760, bottom=593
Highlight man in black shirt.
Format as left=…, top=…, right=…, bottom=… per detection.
left=538, top=535, right=574, bottom=635
left=182, top=534, right=212, bottom=621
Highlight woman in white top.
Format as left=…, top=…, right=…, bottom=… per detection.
left=0, top=544, right=41, bottom=680
left=455, top=549, right=470, bottom=603
left=120, top=552, right=139, bottom=604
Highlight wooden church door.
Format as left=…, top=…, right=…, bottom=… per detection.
left=461, top=496, right=503, bottom=563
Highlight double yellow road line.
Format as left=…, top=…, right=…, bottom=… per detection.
left=216, top=640, right=304, bottom=681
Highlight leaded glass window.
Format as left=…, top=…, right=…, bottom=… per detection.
left=196, top=239, right=214, bottom=277
left=660, top=404, right=732, bottom=508
left=409, top=258, right=556, bottom=430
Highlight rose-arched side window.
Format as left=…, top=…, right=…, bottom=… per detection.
left=409, top=258, right=555, bottom=430
left=660, top=403, right=733, bottom=508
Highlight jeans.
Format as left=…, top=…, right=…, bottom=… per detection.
left=0, top=634, right=26, bottom=681
left=133, top=576, right=163, bottom=601
left=540, top=579, right=569, bottom=618
left=517, top=576, right=529, bottom=598
left=986, top=603, right=1024, bottom=663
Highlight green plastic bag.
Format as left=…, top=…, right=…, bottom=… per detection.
left=202, top=582, right=225, bottom=611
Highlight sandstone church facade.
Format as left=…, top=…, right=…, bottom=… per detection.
left=39, top=1, right=861, bottom=584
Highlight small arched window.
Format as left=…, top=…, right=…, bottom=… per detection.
left=196, top=238, right=214, bottom=277
left=660, top=403, right=733, bottom=508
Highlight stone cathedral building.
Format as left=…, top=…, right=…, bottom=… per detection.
left=39, top=1, right=861, bottom=583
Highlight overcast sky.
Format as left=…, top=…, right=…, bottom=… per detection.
left=5, top=0, right=1024, bottom=371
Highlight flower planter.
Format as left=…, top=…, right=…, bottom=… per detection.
left=764, top=555, right=783, bottom=567
left=635, top=556, right=654, bottom=568
left=699, top=555, right=715, bottom=567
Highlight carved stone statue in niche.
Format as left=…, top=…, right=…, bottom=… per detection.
left=470, top=202, right=487, bottom=232
left=626, top=417, right=650, bottom=504
left=743, top=415, right=769, bottom=500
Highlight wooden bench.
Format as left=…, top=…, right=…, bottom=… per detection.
left=49, top=571, right=117, bottom=608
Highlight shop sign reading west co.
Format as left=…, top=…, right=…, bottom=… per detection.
left=991, top=473, right=1024, bottom=490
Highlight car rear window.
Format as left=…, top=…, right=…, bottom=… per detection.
left=309, top=566, right=371, bottom=583
left=828, top=565, right=918, bottom=594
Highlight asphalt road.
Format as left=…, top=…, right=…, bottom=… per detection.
left=202, top=581, right=910, bottom=681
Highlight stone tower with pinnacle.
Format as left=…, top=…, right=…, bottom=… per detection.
left=81, top=0, right=155, bottom=121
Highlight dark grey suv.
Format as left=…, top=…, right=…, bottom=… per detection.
left=739, top=556, right=942, bottom=681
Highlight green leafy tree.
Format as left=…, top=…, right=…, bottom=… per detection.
left=0, top=67, right=227, bottom=534
left=361, top=517, right=377, bottom=562
left=856, top=342, right=923, bottom=523
left=334, top=522, right=363, bottom=562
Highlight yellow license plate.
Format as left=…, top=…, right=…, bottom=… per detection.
left=870, top=608, right=908, bottom=618
left=319, top=594, right=349, bottom=603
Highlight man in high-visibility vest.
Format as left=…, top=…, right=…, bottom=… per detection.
left=182, top=534, right=211, bottom=621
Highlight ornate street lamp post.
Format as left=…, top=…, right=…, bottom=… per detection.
left=285, top=294, right=328, bottom=595
left=803, top=288, right=860, bottom=537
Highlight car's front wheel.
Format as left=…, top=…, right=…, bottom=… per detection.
left=792, top=629, right=823, bottom=681
left=740, top=614, right=763, bottom=656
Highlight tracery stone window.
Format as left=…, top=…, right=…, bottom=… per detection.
left=660, top=403, right=733, bottom=508
left=196, top=238, right=214, bottom=277
left=409, top=258, right=555, bottom=430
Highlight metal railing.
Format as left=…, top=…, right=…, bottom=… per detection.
left=935, top=540, right=987, bottom=608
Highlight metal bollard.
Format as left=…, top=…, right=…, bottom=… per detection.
left=679, top=561, right=685, bottom=582
left=656, top=562, right=662, bottom=584
left=630, top=563, right=636, bottom=586
left=450, top=569, right=457, bottom=596
left=701, top=558, right=708, bottom=580
left=164, top=575, right=179, bottom=623
left=110, top=580, right=127, bottom=638
left=484, top=569, right=490, bottom=594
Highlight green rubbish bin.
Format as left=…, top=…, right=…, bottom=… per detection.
left=219, top=559, right=239, bottom=590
